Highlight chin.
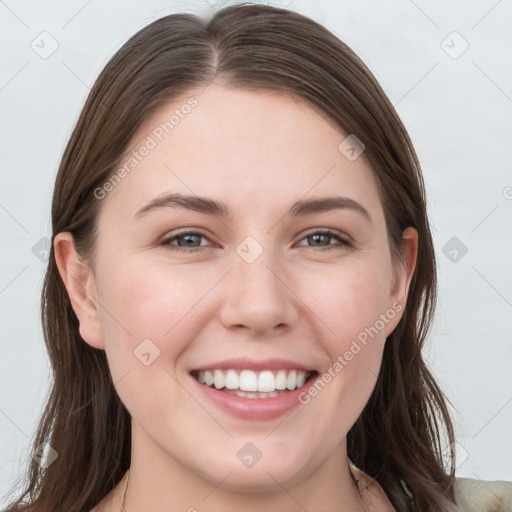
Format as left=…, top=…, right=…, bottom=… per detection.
left=209, top=464, right=308, bottom=493
left=193, top=447, right=315, bottom=493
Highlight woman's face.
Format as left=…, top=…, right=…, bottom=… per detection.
left=57, top=83, right=416, bottom=492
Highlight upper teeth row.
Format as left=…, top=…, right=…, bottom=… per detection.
left=195, top=369, right=309, bottom=392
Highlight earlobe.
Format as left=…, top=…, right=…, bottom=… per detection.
left=53, top=232, right=105, bottom=350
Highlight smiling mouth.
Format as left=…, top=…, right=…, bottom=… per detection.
left=190, top=368, right=318, bottom=399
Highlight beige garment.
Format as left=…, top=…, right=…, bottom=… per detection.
left=352, top=464, right=512, bottom=511
left=452, top=477, right=512, bottom=512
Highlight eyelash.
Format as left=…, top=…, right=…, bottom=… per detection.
left=160, top=229, right=352, bottom=253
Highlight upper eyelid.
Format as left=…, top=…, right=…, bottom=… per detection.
left=160, top=228, right=215, bottom=244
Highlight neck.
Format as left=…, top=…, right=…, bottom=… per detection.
left=119, top=424, right=370, bottom=512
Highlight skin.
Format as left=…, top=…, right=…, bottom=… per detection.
left=55, top=82, right=417, bottom=512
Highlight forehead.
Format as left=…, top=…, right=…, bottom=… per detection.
left=99, top=83, right=382, bottom=223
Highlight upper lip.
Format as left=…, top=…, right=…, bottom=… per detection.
left=190, top=358, right=316, bottom=373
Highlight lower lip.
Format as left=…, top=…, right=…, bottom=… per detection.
left=190, top=373, right=318, bottom=421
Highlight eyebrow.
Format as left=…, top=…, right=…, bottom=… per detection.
left=135, top=193, right=372, bottom=222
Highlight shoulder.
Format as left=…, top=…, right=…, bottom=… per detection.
left=453, top=476, right=512, bottom=512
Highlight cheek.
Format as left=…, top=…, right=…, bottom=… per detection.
left=301, top=258, right=392, bottom=346
left=95, top=256, right=223, bottom=367
left=296, top=259, right=393, bottom=411
left=95, top=258, right=224, bottom=431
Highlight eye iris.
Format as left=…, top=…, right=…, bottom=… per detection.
left=179, top=234, right=201, bottom=247
left=310, top=234, right=330, bottom=246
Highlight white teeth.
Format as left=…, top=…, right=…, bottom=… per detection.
left=225, top=369, right=239, bottom=390
left=239, top=370, right=258, bottom=391
left=275, top=370, right=287, bottom=390
left=258, top=370, right=275, bottom=392
left=204, top=371, right=214, bottom=386
left=213, top=369, right=225, bottom=390
left=224, top=389, right=281, bottom=398
left=286, top=370, right=297, bottom=390
left=195, top=368, right=311, bottom=393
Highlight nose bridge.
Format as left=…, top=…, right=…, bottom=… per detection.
left=220, top=235, right=297, bottom=334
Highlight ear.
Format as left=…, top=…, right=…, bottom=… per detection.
left=53, top=232, right=105, bottom=349
left=386, top=226, right=418, bottom=336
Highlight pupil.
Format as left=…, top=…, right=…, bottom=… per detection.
left=311, top=234, right=328, bottom=246
left=182, top=235, right=198, bottom=247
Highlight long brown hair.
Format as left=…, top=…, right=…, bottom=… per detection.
left=3, top=3, right=458, bottom=511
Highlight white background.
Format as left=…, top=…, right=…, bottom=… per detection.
left=1, top=0, right=511, bottom=505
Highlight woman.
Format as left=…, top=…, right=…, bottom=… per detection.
left=4, top=3, right=511, bottom=511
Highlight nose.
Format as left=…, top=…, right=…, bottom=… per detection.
left=219, top=249, right=299, bottom=337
